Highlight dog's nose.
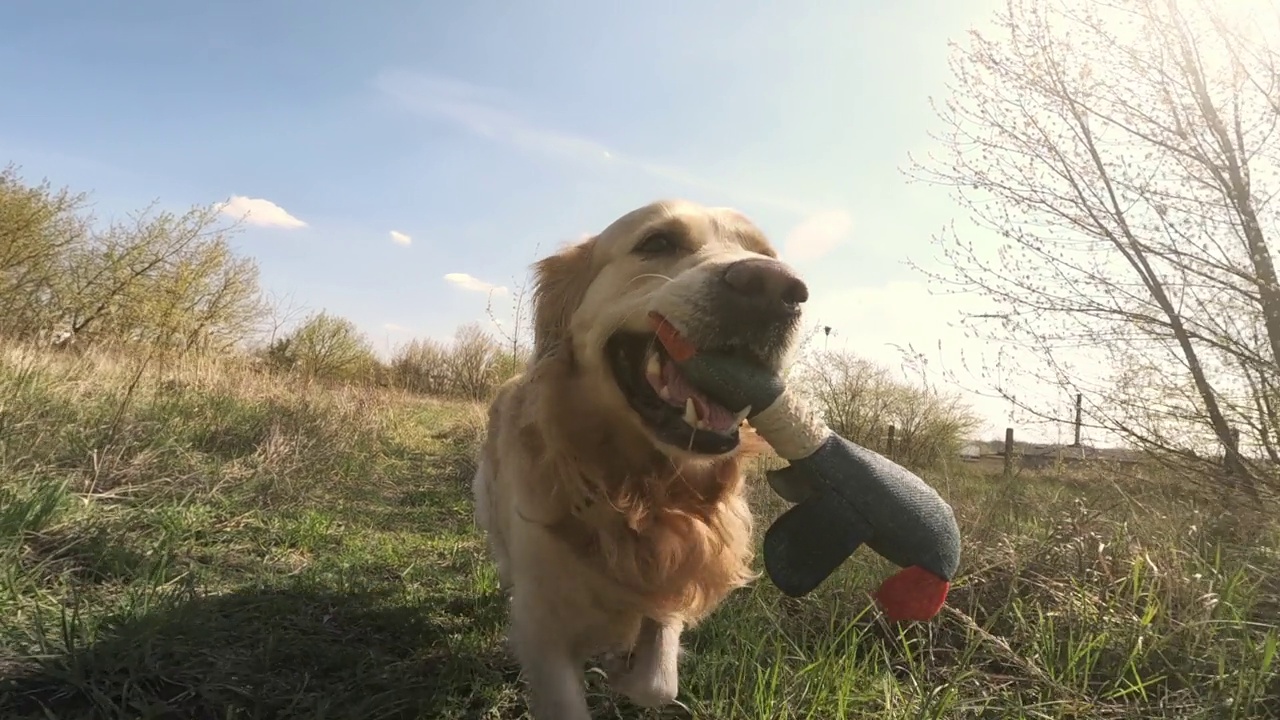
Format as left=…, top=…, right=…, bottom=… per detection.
left=722, top=258, right=809, bottom=308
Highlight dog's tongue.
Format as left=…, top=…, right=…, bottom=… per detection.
left=653, top=355, right=739, bottom=434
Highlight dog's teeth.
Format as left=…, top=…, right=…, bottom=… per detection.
left=659, top=386, right=671, bottom=401
left=646, top=352, right=661, bottom=380
left=734, top=406, right=752, bottom=425
left=683, top=398, right=698, bottom=426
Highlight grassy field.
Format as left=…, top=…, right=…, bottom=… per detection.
left=0, top=346, right=1277, bottom=719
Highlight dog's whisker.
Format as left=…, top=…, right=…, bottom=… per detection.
left=626, top=272, right=674, bottom=287
left=599, top=303, right=658, bottom=340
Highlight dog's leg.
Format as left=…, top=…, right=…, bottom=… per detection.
left=610, top=616, right=683, bottom=708
left=471, top=458, right=512, bottom=591
left=510, top=593, right=592, bottom=720
left=486, top=536, right=513, bottom=592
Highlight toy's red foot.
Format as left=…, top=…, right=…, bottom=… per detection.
left=873, top=565, right=950, bottom=622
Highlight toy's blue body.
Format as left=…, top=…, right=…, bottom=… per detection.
left=659, top=339, right=961, bottom=620
left=762, top=435, right=960, bottom=598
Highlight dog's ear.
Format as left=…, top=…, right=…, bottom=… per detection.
left=531, top=237, right=597, bottom=361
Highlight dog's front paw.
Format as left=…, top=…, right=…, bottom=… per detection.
left=609, top=664, right=678, bottom=709
left=598, top=651, right=631, bottom=680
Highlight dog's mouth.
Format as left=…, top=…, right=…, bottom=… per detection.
left=605, top=331, right=752, bottom=456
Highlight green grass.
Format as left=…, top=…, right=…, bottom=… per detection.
left=0, top=345, right=1277, bottom=719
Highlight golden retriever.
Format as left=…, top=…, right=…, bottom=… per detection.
left=472, top=199, right=809, bottom=718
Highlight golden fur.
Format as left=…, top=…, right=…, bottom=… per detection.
left=472, top=199, right=804, bottom=718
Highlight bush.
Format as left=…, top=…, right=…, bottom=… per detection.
left=0, top=166, right=265, bottom=352
left=389, top=338, right=452, bottom=396
left=793, top=350, right=979, bottom=469
left=445, top=323, right=501, bottom=400
left=265, top=312, right=377, bottom=382
left=385, top=324, right=527, bottom=401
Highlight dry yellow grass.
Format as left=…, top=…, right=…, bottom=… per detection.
left=0, top=344, right=1276, bottom=719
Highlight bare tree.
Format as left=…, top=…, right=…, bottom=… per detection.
left=257, top=291, right=310, bottom=348
left=485, top=246, right=540, bottom=376
left=389, top=337, right=452, bottom=395
left=447, top=322, right=502, bottom=400
left=910, top=0, right=1280, bottom=497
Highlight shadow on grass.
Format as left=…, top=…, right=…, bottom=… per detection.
left=20, top=523, right=154, bottom=586
left=0, top=582, right=524, bottom=720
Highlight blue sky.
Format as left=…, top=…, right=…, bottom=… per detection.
left=1, top=0, right=1047, bottom=439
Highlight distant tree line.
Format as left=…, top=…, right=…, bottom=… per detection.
left=0, top=165, right=539, bottom=400
left=0, top=164, right=977, bottom=470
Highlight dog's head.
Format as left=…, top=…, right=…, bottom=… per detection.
left=530, top=199, right=807, bottom=459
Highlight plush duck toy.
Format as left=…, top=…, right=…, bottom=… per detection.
left=651, top=314, right=962, bottom=622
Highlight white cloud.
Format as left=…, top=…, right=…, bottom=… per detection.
left=383, top=322, right=410, bottom=333
left=217, top=195, right=307, bottom=229
left=389, top=230, right=412, bottom=246
left=784, top=210, right=854, bottom=263
left=444, top=272, right=508, bottom=295
left=373, top=69, right=815, bottom=215
left=375, top=70, right=622, bottom=166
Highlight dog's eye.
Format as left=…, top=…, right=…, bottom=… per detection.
left=633, top=232, right=680, bottom=256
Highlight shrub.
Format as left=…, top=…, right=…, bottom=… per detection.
left=266, top=312, right=377, bottom=382
left=793, top=350, right=979, bottom=469
left=389, top=338, right=452, bottom=396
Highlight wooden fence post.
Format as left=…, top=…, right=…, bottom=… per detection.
left=1003, top=427, right=1015, bottom=481
left=1072, top=393, right=1083, bottom=447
